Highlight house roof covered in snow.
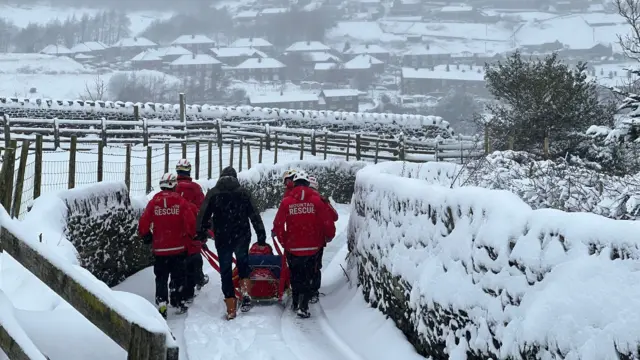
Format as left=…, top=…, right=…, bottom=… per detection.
left=261, top=8, right=288, bottom=14
left=234, top=10, right=258, bottom=19
left=285, top=41, right=331, bottom=52
left=303, top=52, right=341, bottom=62
left=344, top=54, right=383, bottom=69
left=172, top=34, right=215, bottom=45
left=440, top=5, right=474, bottom=12
left=210, top=47, right=268, bottom=58
left=250, top=92, right=319, bottom=104
left=314, top=62, right=339, bottom=70
left=112, top=37, right=157, bottom=48
left=345, top=44, right=389, bottom=55
left=320, top=89, right=361, bottom=97
left=40, top=44, right=72, bottom=55
left=156, top=45, right=192, bottom=56
left=401, top=65, right=484, bottom=81
left=131, top=50, right=162, bottom=62
left=229, top=38, right=273, bottom=48
left=70, top=41, right=107, bottom=53
left=234, top=57, right=285, bottom=69
left=170, top=54, right=221, bottom=66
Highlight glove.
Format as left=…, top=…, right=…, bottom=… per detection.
left=195, top=231, right=207, bottom=241
left=321, top=196, right=330, bottom=203
left=202, top=243, right=209, bottom=251
left=142, top=233, right=152, bottom=244
left=271, top=229, right=276, bottom=238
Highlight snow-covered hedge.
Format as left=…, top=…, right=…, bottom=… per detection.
left=349, top=161, right=640, bottom=359
left=47, top=181, right=151, bottom=287
left=199, top=160, right=367, bottom=211
left=0, top=96, right=453, bottom=136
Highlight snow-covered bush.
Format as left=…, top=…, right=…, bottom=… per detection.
left=199, top=160, right=367, bottom=211
left=54, top=181, right=151, bottom=286
left=349, top=161, right=640, bottom=359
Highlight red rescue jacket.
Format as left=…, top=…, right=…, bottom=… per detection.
left=176, top=176, right=206, bottom=255
left=138, top=190, right=196, bottom=256
left=308, top=188, right=339, bottom=222
left=273, top=185, right=336, bottom=256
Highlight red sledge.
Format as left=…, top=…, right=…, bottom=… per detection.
left=201, top=236, right=291, bottom=304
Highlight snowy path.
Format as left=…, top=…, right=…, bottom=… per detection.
left=182, top=204, right=355, bottom=360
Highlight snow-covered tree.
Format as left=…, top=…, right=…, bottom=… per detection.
left=482, top=51, right=615, bottom=158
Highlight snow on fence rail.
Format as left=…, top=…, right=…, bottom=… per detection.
left=0, top=211, right=178, bottom=360
left=0, top=115, right=485, bottom=164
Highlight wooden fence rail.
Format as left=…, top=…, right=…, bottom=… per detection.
left=0, top=116, right=486, bottom=163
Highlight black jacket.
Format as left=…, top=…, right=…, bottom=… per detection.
left=196, top=166, right=266, bottom=248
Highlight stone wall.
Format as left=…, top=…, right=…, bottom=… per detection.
left=60, top=181, right=152, bottom=287
left=0, top=97, right=454, bottom=138
left=349, top=161, right=640, bottom=359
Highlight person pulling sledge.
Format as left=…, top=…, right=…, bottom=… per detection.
left=307, top=175, right=339, bottom=304
left=195, top=166, right=267, bottom=320
left=174, top=159, right=209, bottom=304
left=272, top=170, right=336, bottom=318
left=138, top=173, right=196, bottom=318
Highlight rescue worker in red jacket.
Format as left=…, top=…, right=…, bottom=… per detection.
left=272, top=170, right=336, bottom=318
left=138, top=173, right=196, bottom=318
left=174, top=159, right=208, bottom=304
left=270, top=169, right=298, bottom=240
left=307, top=175, right=339, bottom=304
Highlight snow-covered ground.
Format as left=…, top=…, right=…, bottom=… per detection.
left=115, top=203, right=424, bottom=360
left=0, top=4, right=174, bottom=35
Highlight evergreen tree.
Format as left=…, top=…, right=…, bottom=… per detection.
left=483, top=51, right=614, bottom=158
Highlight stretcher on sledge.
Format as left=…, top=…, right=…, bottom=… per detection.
left=201, top=236, right=291, bottom=305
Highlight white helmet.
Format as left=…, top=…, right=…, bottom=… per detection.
left=308, top=176, right=318, bottom=190
left=176, top=159, right=192, bottom=173
left=292, top=170, right=310, bottom=183
left=282, top=169, right=297, bottom=183
left=159, top=172, right=178, bottom=189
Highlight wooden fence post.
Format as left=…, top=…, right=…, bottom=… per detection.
left=125, top=144, right=131, bottom=191
left=459, top=134, right=464, bottom=164
left=323, top=134, right=328, bottom=160
left=399, top=134, right=405, bottom=161
left=238, top=138, right=243, bottom=172
left=258, top=138, right=263, bottom=164
left=146, top=146, right=152, bottom=194
left=299, top=135, right=304, bottom=160
left=0, top=142, right=16, bottom=212
left=265, top=128, right=271, bottom=151
left=543, top=136, right=549, bottom=159
left=311, top=131, right=316, bottom=156
left=207, top=141, right=212, bottom=179
left=179, top=93, right=186, bottom=123
left=53, top=118, right=60, bottom=150
left=164, top=143, right=169, bottom=174
left=346, top=134, right=351, bottom=161
left=34, top=135, right=43, bottom=199
left=374, top=139, right=379, bottom=164
left=11, top=140, right=29, bottom=218
left=274, top=133, right=279, bottom=164
left=68, top=136, right=77, bottom=189
left=508, top=136, right=514, bottom=151
left=217, top=121, right=223, bottom=175
left=142, top=118, right=148, bottom=147
left=247, top=143, right=252, bottom=169
left=355, top=134, right=361, bottom=161
left=181, top=142, right=187, bottom=159
left=195, top=141, right=200, bottom=180
left=230, top=140, right=235, bottom=168
left=101, top=118, right=107, bottom=146
left=97, top=141, right=103, bottom=182
left=3, top=114, right=10, bottom=149
left=434, top=141, right=439, bottom=162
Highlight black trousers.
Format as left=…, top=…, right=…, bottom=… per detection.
left=312, top=248, right=324, bottom=295
left=184, top=253, right=205, bottom=299
left=217, top=241, right=250, bottom=299
left=154, top=253, right=187, bottom=306
left=287, top=252, right=321, bottom=311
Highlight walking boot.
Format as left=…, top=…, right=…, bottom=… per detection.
left=224, top=297, right=237, bottom=320
left=240, top=278, right=253, bottom=312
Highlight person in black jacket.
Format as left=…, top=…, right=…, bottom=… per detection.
left=195, top=166, right=266, bottom=320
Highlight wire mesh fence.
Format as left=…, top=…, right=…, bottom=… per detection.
left=1, top=140, right=349, bottom=220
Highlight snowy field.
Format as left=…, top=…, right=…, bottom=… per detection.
left=115, top=204, right=424, bottom=360
left=0, top=4, right=174, bottom=35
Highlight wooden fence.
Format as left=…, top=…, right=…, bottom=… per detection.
left=0, top=114, right=486, bottom=164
